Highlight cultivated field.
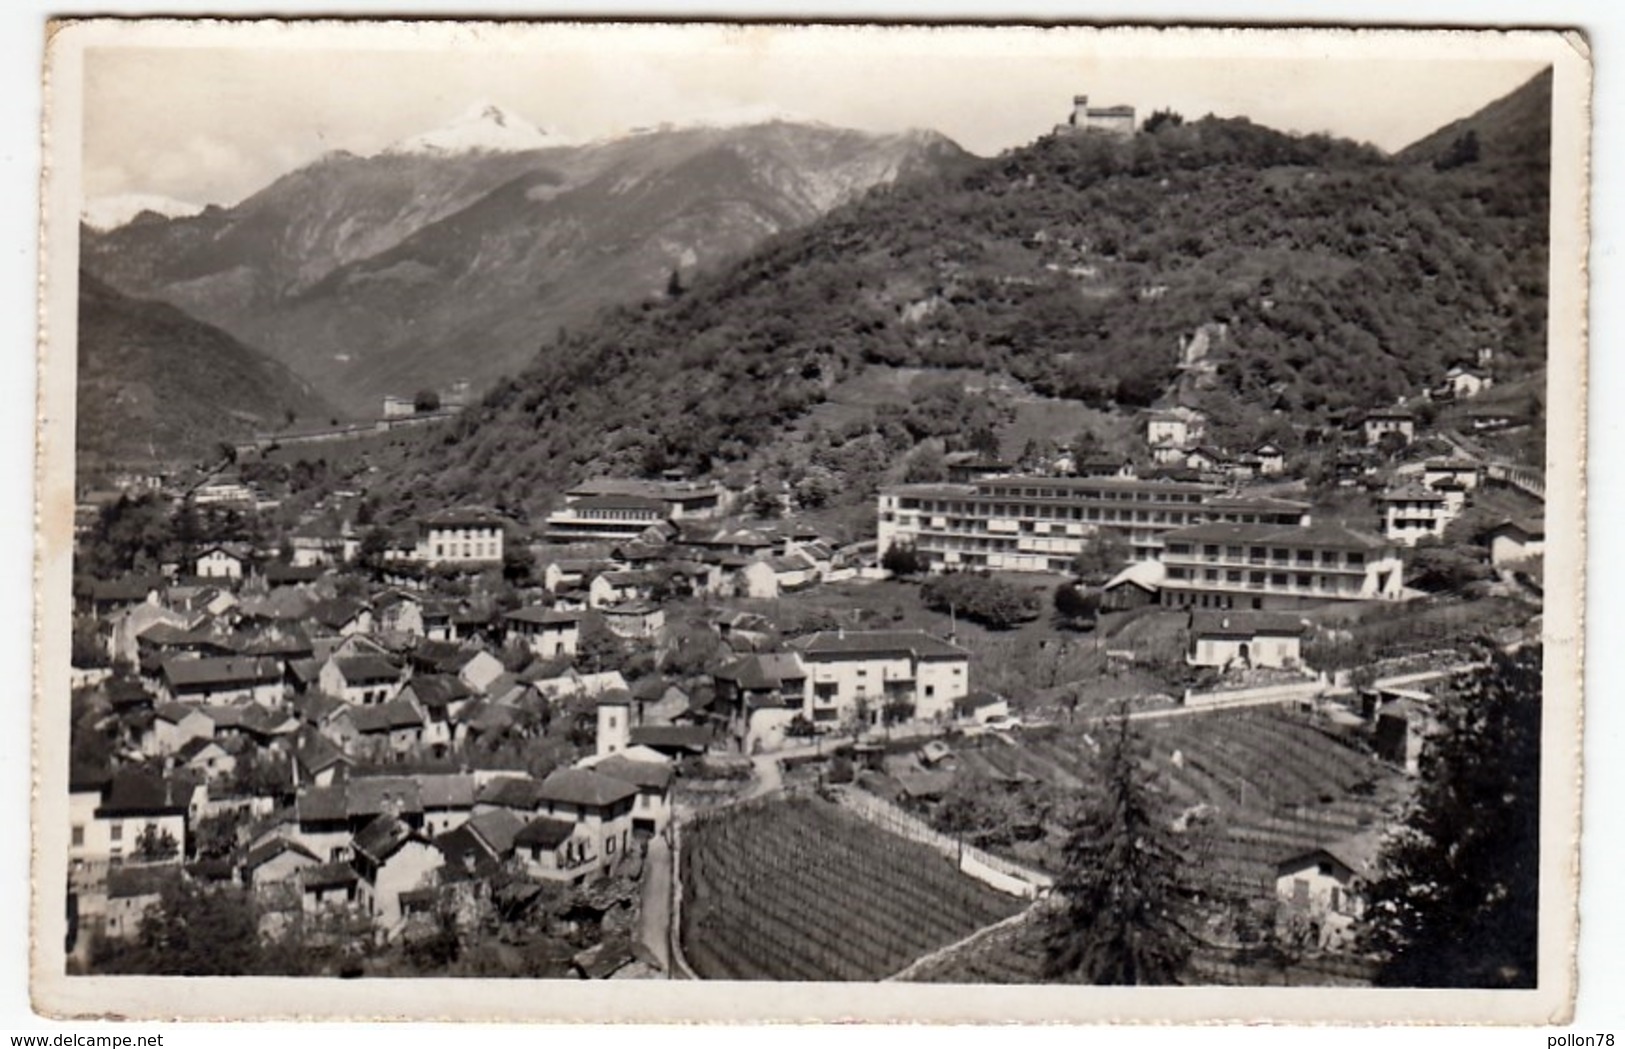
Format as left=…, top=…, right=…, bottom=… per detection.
left=679, top=796, right=1023, bottom=981
left=919, top=705, right=1402, bottom=899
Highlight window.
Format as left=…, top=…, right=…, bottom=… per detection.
left=607, top=714, right=617, bottom=729
left=924, top=685, right=935, bottom=698
left=71, top=825, right=84, bottom=847
left=109, top=822, right=122, bottom=842
left=607, top=835, right=616, bottom=856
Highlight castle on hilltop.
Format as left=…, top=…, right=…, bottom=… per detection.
left=1058, top=94, right=1136, bottom=139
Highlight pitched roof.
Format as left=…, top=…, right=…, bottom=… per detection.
left=504, top=606, right=583, bottom=626
left=514, top=816, right=577, bottom=849
left=416, top=773, right=476, bottom=809
left=796, top=630, right=969, bottom=661
left=345, top=776, right=423, bottom=817
left=592, top=755, right=674, bottom=792
left=332, top=655, right=401, bottom=685
left=1162, top=520, right=1389, bottom=550
left=1380, top=482, right=1447, bottom=503
left=294, top=732, right=350, bottom=777
left=308, top=598, right=366, bottom=631
left=1486, top=517, right=1546, bottom=540
left=537, top=768, right=639, bottom=809
left=476, top=776, right=547, bottom=811
left=423, top=507, right=506, bottom=530
left=352, top=813, right=418, bottom=864
left=466, top=808, right=525, bottom=857
left=715, top=652, right=807, bottom=692
left=1104, top=559, right=1167, bottom=591
left=300, top=861, right=359, bottom=891
left=629, top=725, right=713, bottom=752
left=106, top=865, right=178, bottom=899
left=97, top=768, right=192, bottom=816
left=567, top=494, right=668, bottom=513
left=161, top=656, right=282, bottom=689
left=348, top=698, right=424, bottom=734
left=296, top=785, right=349, bottom=823
left=244, top=836, right=320, bottom=871
left=1189, top=611, right=1309, bottom=639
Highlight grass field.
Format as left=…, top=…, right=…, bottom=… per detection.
left=679, top=796, right=1023, bottom=981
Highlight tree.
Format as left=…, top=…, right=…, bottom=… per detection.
left=502, top=545, right=536, bottom=586
left=1142, top=108, right=1185, bottom=134
left=98, top=879, right=264, bottom=975
left=414, top=388, right=442, bottom=413
left=1069, top=427, right=1103, bottom=464
left=1070, top=530, right=1131, bottom=585
left=1433, top=129, right=1481, bottom=171
left=1043, top=702, right=1202, bottom=984
left=132, top=823, right=179, bottom=862
left=920, top=572, right=1041, bottom=631
left=881, top=542, right=926, bottom=577
left=1363, top=647, right=1541, bottom=988
left=357, top=527, right=390, bottom=577
left=1053, top=582, right=1099, bottom=629
left=902, top=443, right=948, bottom=483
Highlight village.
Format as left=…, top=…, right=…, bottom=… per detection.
left=63, top=334, right=1547, bottom=984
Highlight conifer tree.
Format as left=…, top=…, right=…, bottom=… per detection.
left=1363, top=646, right=1541, bottom=987
left=1043, top=701, right=1202, bottom=984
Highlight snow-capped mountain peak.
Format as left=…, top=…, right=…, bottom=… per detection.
left=82, top=193, right=205, bottom=232
left=384, top=102, right=575, bottom=155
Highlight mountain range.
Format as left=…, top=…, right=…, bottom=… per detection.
left=81, top=109, right=972, bottom=416
left=76, top=272, right=336, bottom=467
left=353, top=69, right=1553, bottom=523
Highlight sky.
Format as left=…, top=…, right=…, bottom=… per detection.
left=80, top=22, right=1551, bottom=207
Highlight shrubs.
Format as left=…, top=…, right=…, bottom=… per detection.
left=920, top=571, right=1041, bottom=630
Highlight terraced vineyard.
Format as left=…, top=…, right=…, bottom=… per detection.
left=947, top=707, right=1400, bottom=901
left=679, top=796, right=1024, bottom=981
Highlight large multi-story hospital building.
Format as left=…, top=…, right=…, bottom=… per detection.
left=877, top=475, right=1402, bottom=607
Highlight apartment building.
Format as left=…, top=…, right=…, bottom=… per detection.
left=419, top=508, right=505, bottom=566
left=543, top=478, right=728, bottom=541
left=1159, top=520, right=1404, bottom=610
left=877, top=475, right=1223, bottom=572
left=1378, top=483, right=1455, bottom=547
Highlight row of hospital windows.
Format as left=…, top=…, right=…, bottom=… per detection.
left=970, top=487, right=1209, bottom=503
left=1167, top=567, right=1356, bottom=589
left=1166, top=544, right=1366, bottom=567
left=555, top=508, right=664, bottom=520
left=894, top=499, right=1202, bottom=519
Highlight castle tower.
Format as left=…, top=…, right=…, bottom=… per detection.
left=596, top=691, right=632, bottom=757
left=1070, top=94, right=1090, bottom=127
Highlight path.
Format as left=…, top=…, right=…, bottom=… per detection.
left=638, top=831, right=673, bottom=975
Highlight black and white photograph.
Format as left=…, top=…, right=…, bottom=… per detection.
left=30, top=19, right=1588, bottom=1024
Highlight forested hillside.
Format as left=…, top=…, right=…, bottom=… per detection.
left=367, top=71, right=1550, bottom=523
left=76, top=273, right=336, bottom=466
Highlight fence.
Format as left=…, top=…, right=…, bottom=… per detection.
left=1180, top=678, right=1325, bottom=710
left=667, top=820, right=698, bottom=980
left=832, top=787, right=1053, bottom=899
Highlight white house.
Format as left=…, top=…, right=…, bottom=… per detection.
left=1363, top=409, right=1416, bottom=448
left=793, top=629, right=970, bottom=726
left=503, top=606, right=582, bottom=659
left=1186, top=612, right=1306, bottom=670
left=319, top=654, right=406, bottom=705
left=1274, top=832, right=1382, bottom=950
left=1379, top=483, right=1455, bottom=547
left=1483, top=517, right=1546, bottom=567
left=527, top=768, right=639, bottom=881
left=195, top=543, right=251, bottom=580
left=419, top=508, right=505, bottom=567
left=158, top=656, right=284, bottom=706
